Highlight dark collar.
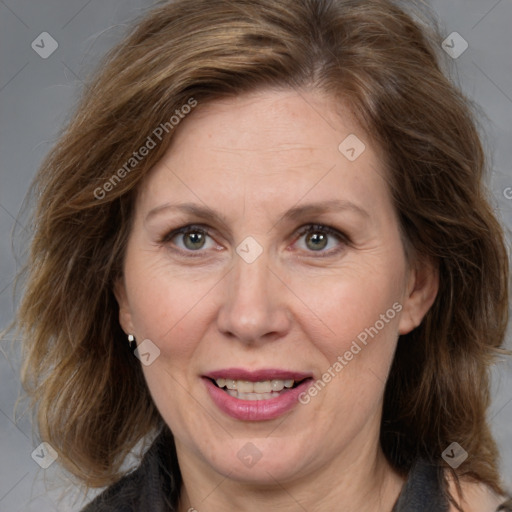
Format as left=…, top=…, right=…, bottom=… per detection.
left=391, top=458, right=449, bottom=511
left=82, top=427, right=180, bottom=512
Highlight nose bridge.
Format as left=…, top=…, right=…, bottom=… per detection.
left=217, top=251, right=289, bottom=342
left=234, top=256, right=269, bottom=302
left=230, top=254, right=272, bottom=320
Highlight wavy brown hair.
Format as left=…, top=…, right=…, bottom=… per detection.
left=13, top=0, right=510, bottom=505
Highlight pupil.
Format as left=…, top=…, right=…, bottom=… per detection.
left=306, top=232, right=327, bottom=250
left=185, top=232, right=205, bottom=250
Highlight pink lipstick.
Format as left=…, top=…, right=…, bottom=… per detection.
left=203, top=368, right=312, bottom=421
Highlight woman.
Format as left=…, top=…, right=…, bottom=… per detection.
left=15, top=0, right=512, bottom=510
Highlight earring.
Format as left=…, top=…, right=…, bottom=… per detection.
left=128, top=334, right=136, bottom=350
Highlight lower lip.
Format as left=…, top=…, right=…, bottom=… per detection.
left=203, top=378, right=311, bottom=421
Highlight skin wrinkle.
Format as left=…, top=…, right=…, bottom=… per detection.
left=116, top=89, right=439, bottom=511
left=14, top=2, right=510, bottom=507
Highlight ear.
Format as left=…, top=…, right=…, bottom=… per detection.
left=114, top=277, right=135, bottom=335
left=398, top=257, right=439, bottom=335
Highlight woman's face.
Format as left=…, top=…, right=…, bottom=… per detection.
left=116, top=89, right=436, bottom=485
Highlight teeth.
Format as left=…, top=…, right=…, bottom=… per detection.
left=271, top=380, right=284, bottom=391
left=215, top=378, right=297, bottom=393
left=226, top=389, right=279, bottom=401
left=225, top=379, right=237, bottom=390
left=237, top=380, right=254, bottom=393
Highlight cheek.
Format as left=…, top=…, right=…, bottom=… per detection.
left=123, top=252, right=221, bottom=362
left=290, top=261, right=406, bottom=366
left=296, top=275, right=403, bottom=428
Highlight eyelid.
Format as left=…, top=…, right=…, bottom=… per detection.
left=159, top=222, right=349, bottom=256
left=292, top=223, right=350, bottom=255
left=158, top=224, right=227, bottom=259
left=295, top=223, right=349, bottom=242
left=159, top=224, right=212, bottom=244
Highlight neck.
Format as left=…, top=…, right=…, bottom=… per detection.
left=176, top=435, right=404, bottom=512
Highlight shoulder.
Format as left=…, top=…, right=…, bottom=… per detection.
left=81, top=428, right=180, bottom=512
left=81, top=467, right=145, bottom=512
left=446, top=476, right=511, bottom=512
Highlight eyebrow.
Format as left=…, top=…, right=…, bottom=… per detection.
left=145, top=202, right=227, bottom=226
left=284, top=200, right=369, bottom=221
left=145, top=199, right=369, bottom=225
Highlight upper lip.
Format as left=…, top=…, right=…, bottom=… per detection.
left=204, top=368, right=313, bottom=382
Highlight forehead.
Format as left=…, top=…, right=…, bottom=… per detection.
left=137, top=89, right=390, bottom=218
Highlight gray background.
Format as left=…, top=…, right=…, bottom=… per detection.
left=0, top=0, right=511, bottom=510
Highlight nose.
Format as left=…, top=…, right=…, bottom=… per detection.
left=217, top=254, right=292, bottom=344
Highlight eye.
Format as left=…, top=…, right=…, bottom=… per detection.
left=294, top=224, right=346, bottom=254
left=163, top=225, right=218, bottom=252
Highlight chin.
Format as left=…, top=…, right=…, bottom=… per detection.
left=200, top=438, right=311, bottom=484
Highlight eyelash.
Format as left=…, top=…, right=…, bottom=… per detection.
left=159, top=224, right=214, bottom=256
left=293, top=224, right=349, bottom=256
left=159, top=223, right=349, bottom=256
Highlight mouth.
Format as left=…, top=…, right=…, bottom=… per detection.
left=208, top=377, right=306, bottom=400
left=203, top=368, right=313, bottom=421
